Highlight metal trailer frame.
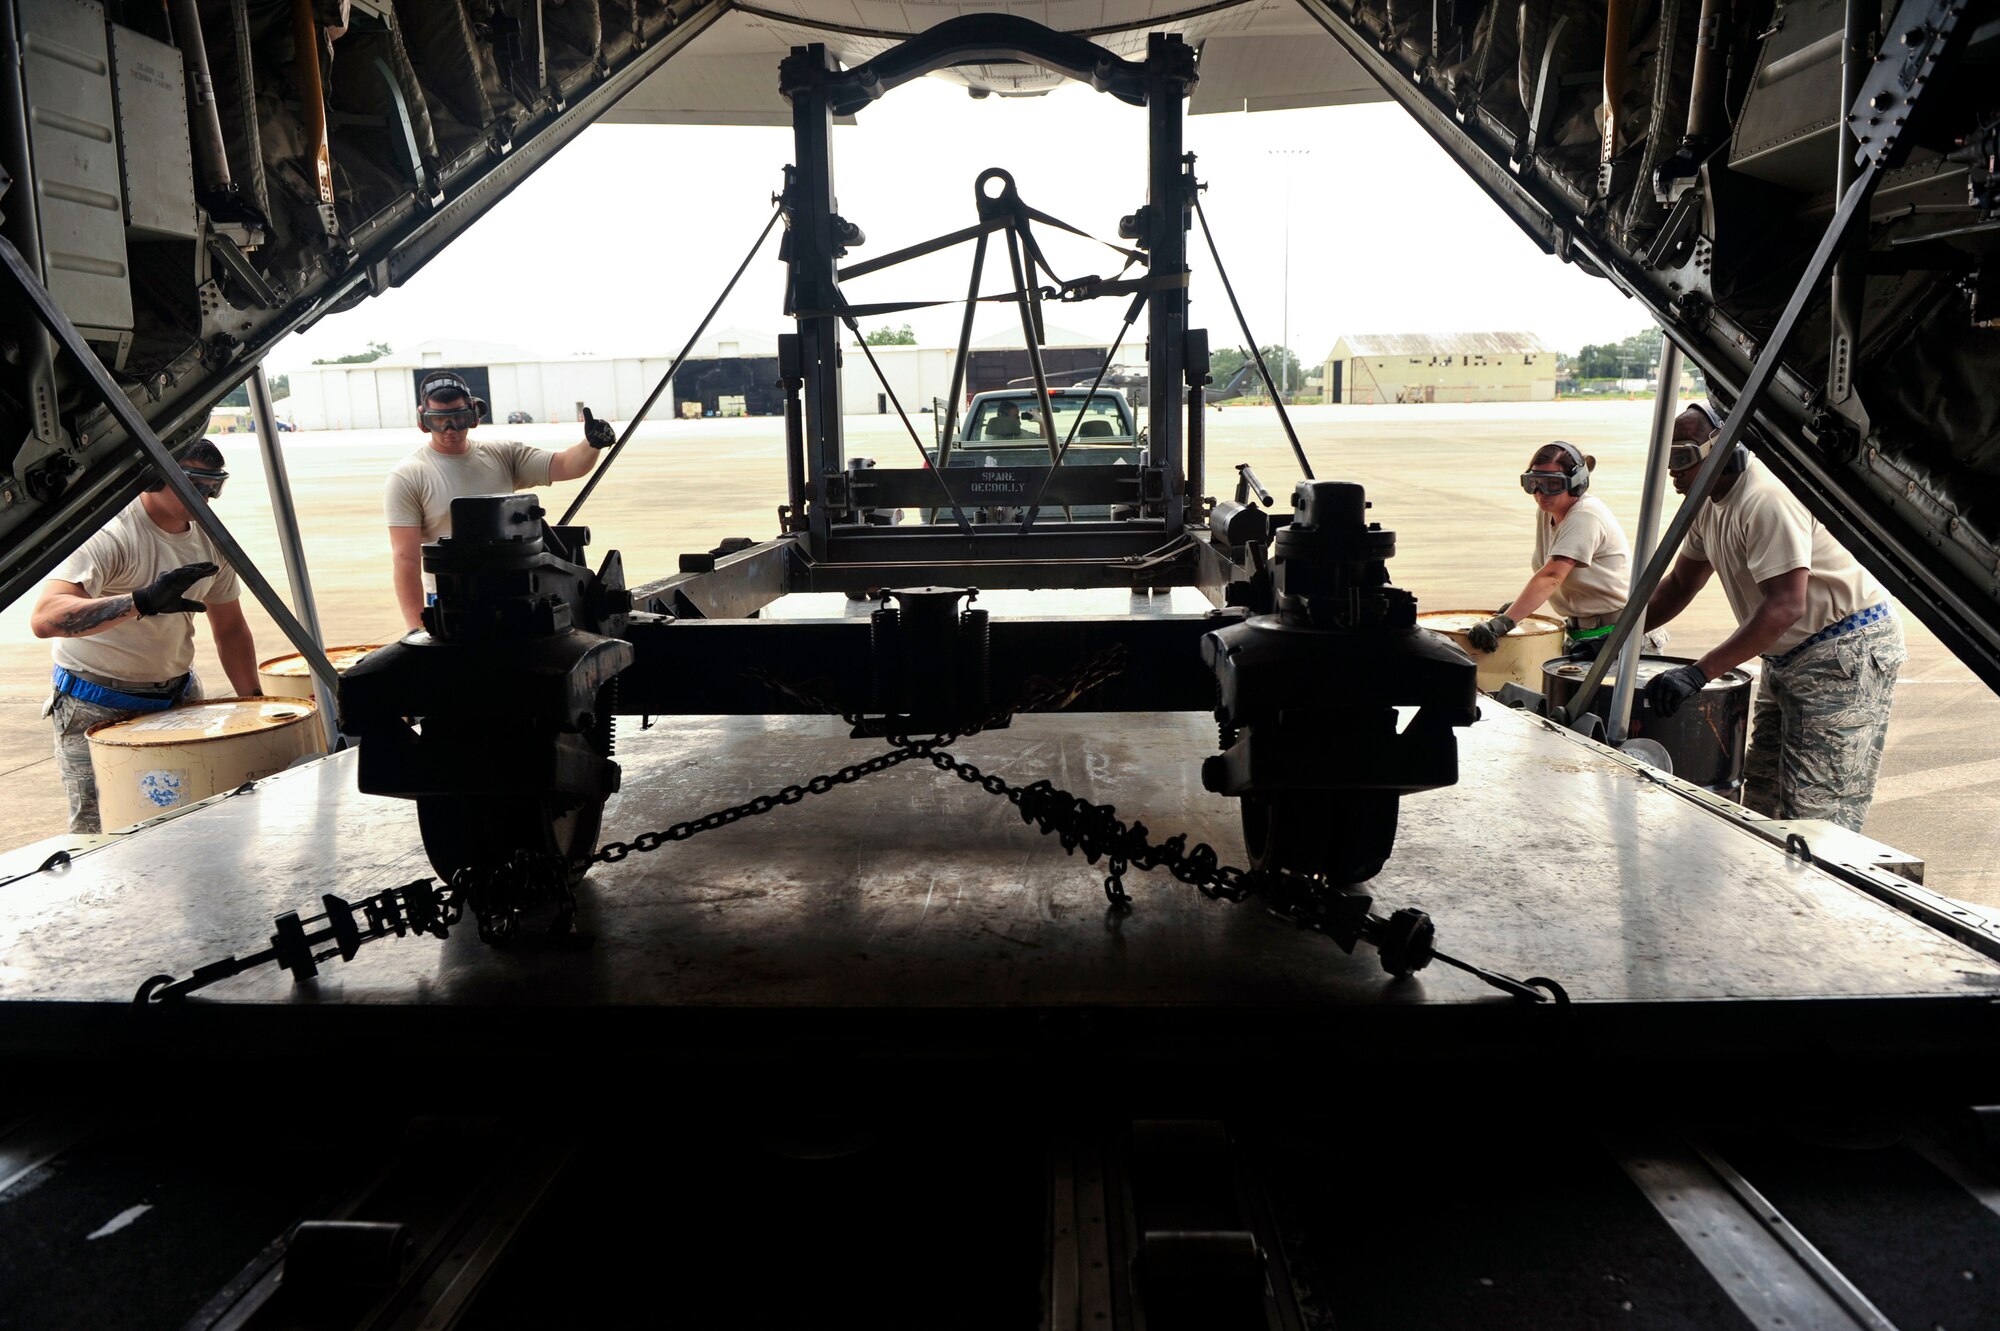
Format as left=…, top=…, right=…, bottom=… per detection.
left=535, top=16, right=1251, bottom=728
left=775, top=18, right=1198, bottom=573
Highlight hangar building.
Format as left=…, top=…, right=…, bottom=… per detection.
left=283, top=333, right=780, bottom=428
left=284, top=326, right=1115, bottom=427
left=841, top=324, right=1113, bottom=416
left=1321, top=332, right=1555, bottom=404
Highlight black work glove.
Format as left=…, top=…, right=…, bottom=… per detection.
left=1643, top=662, right=1707, bottom=717
left=133, top=562, right=218, bottom=616
left=582, top=407, right=617, bottom=449
left=1465, top=612, right=1516, bottom=654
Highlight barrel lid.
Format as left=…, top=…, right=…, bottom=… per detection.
left=1548, top=658, right=1745, bottom=688
left=1419, top=610, right=1564, bottom=636
left=88, top=698, right=318, bottom=746
left=258, top=643, right=384, bottom=677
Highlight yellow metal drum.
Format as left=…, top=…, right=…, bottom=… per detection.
left=86, top=697, right=327, bottom=829
left=1418, top=610, right=1566, bottom=693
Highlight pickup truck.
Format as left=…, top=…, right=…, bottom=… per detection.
left=931, top=387, right=1145, bottom=521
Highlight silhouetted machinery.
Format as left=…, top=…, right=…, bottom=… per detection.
left=1204, top=481, right=1474, bottom=884
left=311, top=21, right=1486, bottom=981
left=7, top=6, right=2000, bottom=1328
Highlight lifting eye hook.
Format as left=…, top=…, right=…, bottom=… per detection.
left=974, top=167, right=1022, bottom=219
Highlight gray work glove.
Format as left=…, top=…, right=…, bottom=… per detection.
left=1643, top=662, right=1708, bottom=717
left=1465, top=612, right=1516, bottom=654
left=134, top=561, right=218, bottom=616
left=582, top=407, right=617, bottom=449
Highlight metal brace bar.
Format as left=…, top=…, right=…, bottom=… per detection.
left=0, top=236, right=341, bottom=693
left=1606, top=336, right=1682, bottom=743
left=936, top=229, right=990, bottom=471
left=247, top=366, right=338, bottom=748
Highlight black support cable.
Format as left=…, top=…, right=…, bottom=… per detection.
left=841, top=313, right=978, bottom=533
left=560, top=202, right=784, bottom=526
left=937, top=229, right=991, bottom=471
left=1015, top=289, right=1148, bottom=536
left=1191, top=193, right=1315, bottom=482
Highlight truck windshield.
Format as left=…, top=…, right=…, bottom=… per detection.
left=969, top=394, right=1129, bottom=443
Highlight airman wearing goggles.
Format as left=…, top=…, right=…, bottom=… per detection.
left=1641, top=400, right=1905, bottom=830
left=386, top=370, right=620, bottom=631
left=1466, top=441, right=1641, bottom=661
left=31, top=439, right=265, bottom=832
left=418, top=406, right=481, bottom=434
left=181, top=465, right=228, bottom=499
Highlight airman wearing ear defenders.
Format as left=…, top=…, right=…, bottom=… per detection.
left=385, top=371, right=619, bottom=632
left=1466, top=441, right=1640, bottom=659
left=30, top=440, right=264, bottom=832
left=1642, top=400, right=1905, bottom=830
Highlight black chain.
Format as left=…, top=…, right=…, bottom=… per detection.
left=919, top=744, right=1395, bottom=953
left=627, top=648, right=1391, bottom=959
left=138, top=642, right=1565, bottom=1004
left=590, top=746, right=923, bottom=865
left=588, top=645, right=1135, bottom=867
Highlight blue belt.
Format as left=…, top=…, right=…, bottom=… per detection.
left=52, top=665, right=190, bottom=713
left=1766, top=603, right=1889, bottom=668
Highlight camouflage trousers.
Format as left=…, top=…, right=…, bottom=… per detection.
left=1742, top=615, right=1905, bottom=831
left=45, top=672, right=202, bottom=834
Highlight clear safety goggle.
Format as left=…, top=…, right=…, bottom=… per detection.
left=421, top=407, right=479, bottom=432
left=184, top=467, right=227, bottom=498
left=1519, top=471, right=1569, bottom=496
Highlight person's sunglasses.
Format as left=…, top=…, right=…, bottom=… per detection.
left=422, top=408, right=478, bottom=431
left=1519, top=471, right=1569, bottom=496
left=184, top=467, right=227, bottom=499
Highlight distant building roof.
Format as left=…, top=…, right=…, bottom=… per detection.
left=684, top=327, right=779, bottom=359
left=1327, top=332, right=1550, bottom=359
left=369, top=337, right=547, bottom=367
left=317, top=331, right=788, bottom=367
left=973, top=322, right=1109, bottom=350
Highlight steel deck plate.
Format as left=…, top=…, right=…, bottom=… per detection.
left=3, top=702, right=1997, bottom=1022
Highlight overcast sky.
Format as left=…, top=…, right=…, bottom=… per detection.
left=266, top=76, right=1644, bottom=374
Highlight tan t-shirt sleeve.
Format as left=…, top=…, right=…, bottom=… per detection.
left=1737, top=488, right=1814, bottom=585
left=1546, top=506, right=1604, bottom=566
left=48, top=523, right=128, bottom=596
left=385, top=466, right=426, bottom=528
left=203, top=557, right=242, bottom=604
left=1683, top=513, right=1709, bottom=564
left=496, top=440, right=554, bottom=489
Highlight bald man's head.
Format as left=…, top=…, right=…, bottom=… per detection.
left=1673, top=402, right=1721, bottom=445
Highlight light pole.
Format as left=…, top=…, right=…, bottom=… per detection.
left=1267, top=149, right=1310, bottom=402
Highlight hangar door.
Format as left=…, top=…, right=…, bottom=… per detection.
left=410, top=367, right=494, bottom=419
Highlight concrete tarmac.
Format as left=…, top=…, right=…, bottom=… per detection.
left=3, top=401, right=1994, bottom=906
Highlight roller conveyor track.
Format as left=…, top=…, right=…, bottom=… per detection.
left=3, top=1104, right=1997, bottom=1330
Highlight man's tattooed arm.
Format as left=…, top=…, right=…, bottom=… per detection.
left=48, top=594, right=135, bottom=637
